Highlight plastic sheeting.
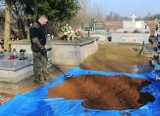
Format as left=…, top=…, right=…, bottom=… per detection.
left=0, top=66, right=160, bottom=116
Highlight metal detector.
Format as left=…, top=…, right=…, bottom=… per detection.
left=45, top=48, right=73, bottom=79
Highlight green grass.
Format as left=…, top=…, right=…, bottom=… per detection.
left=80, top=43, right=150, bottom=73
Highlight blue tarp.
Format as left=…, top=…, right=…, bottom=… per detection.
left=0, top=66, right=160, bottom=116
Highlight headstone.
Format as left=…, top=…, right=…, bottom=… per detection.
left=91, top=19, right=95, bottom=30
left=81, top=21, right=91, bottom=30
left=95, top=22, right=105, bottom=30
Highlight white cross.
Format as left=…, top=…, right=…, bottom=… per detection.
left=131, top=13, right=137, bottom=23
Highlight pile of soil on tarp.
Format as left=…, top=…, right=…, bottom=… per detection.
left=48, top=75, right=155, bottom=110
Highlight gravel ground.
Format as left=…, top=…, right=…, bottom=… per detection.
left=0, top=93, right=15, bottom=105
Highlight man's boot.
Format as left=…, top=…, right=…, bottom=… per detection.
left=39, top=74, right=45, bottom=83
left=43, top=72, right=53, bottom=82
left=35, top=75, right=43, bottom=84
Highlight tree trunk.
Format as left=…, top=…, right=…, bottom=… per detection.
left=4, top=0, right=11, bottom=51
left=17, top=17, right=27, bottom=39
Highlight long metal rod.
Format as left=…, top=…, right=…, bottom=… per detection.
left=45, top=48, right=73, bottom=78
left=47, top=59, right=66, bottom=75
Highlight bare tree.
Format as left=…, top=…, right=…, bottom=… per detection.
left=88, top=0, right=106, bottom=21
left=69, top=0, right=107, bottom=28
left=68, top=0, right=90, bottom=28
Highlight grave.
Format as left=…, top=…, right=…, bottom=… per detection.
left=107, top=14, right=150, bottom=43
left=10, top=37, right=99, bottom=66
left=94, top=21, right=105, bottom=30
left=81, top=19, right=105, bottom=31
left=142, top=36, right=160, bottom=72
left=81, top=21, right=91, bottom=31
left=81, top=20, right=107, bottom=41
left=116, top=14, right=150, bottom=33
left=0, top=52, right=33, bottom=83
left=0, top=37, right=99, bottom=84
left=91, top=31, right=108, bottom=41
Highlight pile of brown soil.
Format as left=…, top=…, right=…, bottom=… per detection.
left=48, top=74, right=155, bottom=110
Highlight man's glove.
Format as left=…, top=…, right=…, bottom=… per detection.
left=41, top=48, right=47, bottom=56
left=46, top=47, right=52, bottom=51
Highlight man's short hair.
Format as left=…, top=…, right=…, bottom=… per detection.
left=39, top=15, right=48, bottom=20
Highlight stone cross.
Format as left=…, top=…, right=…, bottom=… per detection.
left=131, top=13, right=137, bottom=24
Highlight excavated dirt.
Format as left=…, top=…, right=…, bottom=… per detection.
left=48, top=74, right=155, bottom=110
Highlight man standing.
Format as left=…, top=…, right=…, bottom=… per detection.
left=30, top=15, right=52, bottom=84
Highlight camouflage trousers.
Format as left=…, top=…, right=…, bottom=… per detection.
left=33, top=52, right=48, bottom=78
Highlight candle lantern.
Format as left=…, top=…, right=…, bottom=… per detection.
left=23, top=49, right=27, bottom=59
left=19, top=49, right=24, bottom=60
left=12, top=48, right=18, bottom=58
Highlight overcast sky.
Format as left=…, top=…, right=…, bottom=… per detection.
left=88, top=0, right=160, bottom=17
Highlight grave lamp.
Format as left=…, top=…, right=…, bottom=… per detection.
left=19, top=49, right=24, bottom=60
left=87, top=29, right=91, bottom=37
left=12, top=48, right=18, bottom=58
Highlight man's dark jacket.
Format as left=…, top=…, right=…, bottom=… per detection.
left=30, top=20, right=46, bottom=53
